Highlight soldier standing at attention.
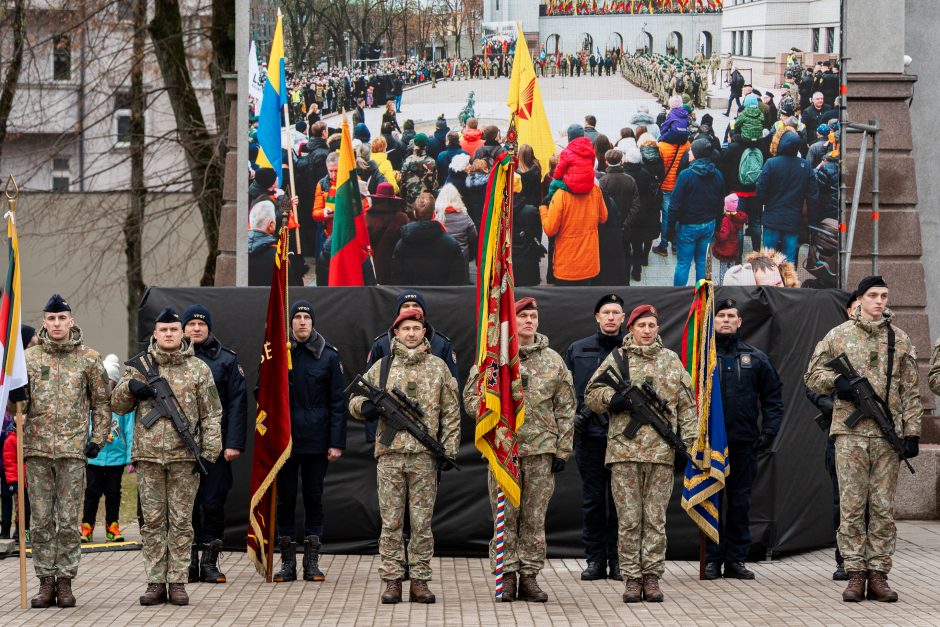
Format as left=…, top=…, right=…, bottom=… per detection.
left=585, top=304, right=696, bottom=604
left=16, top=294, right=111, bottom=608
left=349, top=309, right=460, bottom=605
left=704, top=299, right=784, bottom=581
left=112, top=308, right=222, bottom=607
left=182, top=305, right=248, bottom=584
left=805, top=276, right=922, bottom=603
left=564, top=294, right=626, bottom=582
left=464, top=297, right=576, bottom=603
left=271, top=300, right=346, bottom=583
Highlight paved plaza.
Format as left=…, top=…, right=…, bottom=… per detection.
left=1, top=520, right=939, bottom=625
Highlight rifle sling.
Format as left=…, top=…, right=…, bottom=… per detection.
left=884, top=324, right=895, bottom=415
left=611, top=348, right=631, bottom=384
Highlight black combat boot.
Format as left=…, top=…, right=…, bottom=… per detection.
left=723, top=561, right=755, bottom=580
left=608, top=561, right=623, bottom=581
left=187, top=545, right=200, bottom=583
left=272, top=537, right=297, bottom=582
left=832, top=563, right=848, bottom=581
left=200, top=539, right=226, bottom=583
left=704, top=561, right=722, bottom=580
left=580, top=561, right=606, bottom=581
left=303, top=535, right=325, bottom=582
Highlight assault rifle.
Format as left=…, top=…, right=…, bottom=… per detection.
left=825, top=353, right=914, bottom=474
left=346, top=375, right=459, bottom=470
left=126, top=352, right=209, bottom=476
left=593, top=366, right=693, bottom=464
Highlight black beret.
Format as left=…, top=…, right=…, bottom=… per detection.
left=715, top=298, right=738, bottom=314
left=155, top=307, right=181, bottom=324
left=594, top=293, right=625, bottom=314
left=43, top=293, right=71, bottom=313
left=845, top=290, right=858, bottom=310
left=856, top=275, right=887, bottom=297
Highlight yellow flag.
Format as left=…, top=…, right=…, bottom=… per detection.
left=507, top=25, right=556, bottom=174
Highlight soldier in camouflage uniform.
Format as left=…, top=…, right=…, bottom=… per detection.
left=399, top=133, right=438, bottom=214
left=463, top=298, right=576, bottom=603
left=112, top=308, right=223, bottom=607
left=585, top=304, right=696, bottom=604
left=349, top=309, right=460, bottom=605
left=930, top=336, right=940, bottom=395
left=804, top=276, right=922, bottom=603
left=16, top=294, right=111, bottom=608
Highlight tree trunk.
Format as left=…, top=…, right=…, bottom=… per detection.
left=125, top=0, right=147, bottom=356
left=149, top=0, right=223, bottom=286
left=0, top=0, right=25, bottom=163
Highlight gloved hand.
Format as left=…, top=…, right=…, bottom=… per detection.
left=551, top=457, right=566, bottom=473
left=437, top=458, right=457, bottom=473
left=194, top=457, right=215, bottom=475
left=674, top=454, right=689, bottom=473
left=903, top=436, right=919, bottom=459
left=834, top=375, right=856, bottom=402
left=8, top=386, right=27, bottom=404
left=817, top=395, right=834, bottom=416
left=608, top=393, right=629, bottom=414
left=129, top=379, right=156, bottom=401
left=574, top=409, right=588, bottom=436
left=754, top=432, right=775, bottom=453
left=84, top=442, right=101, bottom=459
left=360, top=400, right=381, bottom=421
left=7, top=481, right=16, bottom=494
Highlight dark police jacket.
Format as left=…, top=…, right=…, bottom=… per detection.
left=194, top=334, right=248, bottom=453
left=364, top=322, right=458, bottom=443
left=289, top=331, right=347, bottom=454
left=716, top=333, right=784, bottom=444
left=564, top=330, right=625, bottom=439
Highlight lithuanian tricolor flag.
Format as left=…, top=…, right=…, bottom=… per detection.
left=680, top=279, right=729, bottom=543
left=0, top=199, right=27, bottom=412
left=328, top=116, right=373, bottom=286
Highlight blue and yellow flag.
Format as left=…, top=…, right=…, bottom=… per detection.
left=680, top=279, right=730, bottom=543
left=256, top=10, right=288, bottom=185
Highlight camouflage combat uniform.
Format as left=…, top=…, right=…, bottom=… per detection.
left=112, top=337, right=223, bottom=584
left=804, top=307, right=922, bottom=575
left=23, top=326, right=111, bottom=580
left=400, top=149, right=438, bottom=211
left=464, top=333, right=576, bottom=575
left=349, top=338, right=460, bottom=582
left=585, top=335, right=696, bottom=581
left=928, top=337, right=940, bottom=395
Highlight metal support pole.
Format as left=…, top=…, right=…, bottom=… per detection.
left=844, top=131, right=868, bottom=288
left=871, top=118, right=880, bottom=275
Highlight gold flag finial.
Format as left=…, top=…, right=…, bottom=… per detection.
left=3, top=175, right=18, bottom=205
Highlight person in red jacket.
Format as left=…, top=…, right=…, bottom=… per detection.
left=3, top=426, right=30, bottom=542
left=713, top=193, right=749, bottom=284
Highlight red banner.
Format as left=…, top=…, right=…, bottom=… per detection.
left=246, top=228, right=293, bottom=579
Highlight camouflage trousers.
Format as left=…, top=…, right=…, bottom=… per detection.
left=487, top=453, right=554, bottom=575
left=610, top=461, right=673, bottom=580
left=25, top=456, right=85, bottom=578
left=138, top=461, right=199, bottom=583
left=834, top=435, right=899, bottom=573
left=377, top=452, right=437, bottom=581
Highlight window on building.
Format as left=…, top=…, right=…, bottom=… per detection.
left=812, top=28, right=820, bottom=53
left=738, top=31, right=744, bottom=56
left=53, top=34, right=71, bottom=81
left=52, top=158, right=70, bottom=192
left=827, top=27, right=836, bottom=53
left=746, top=30, right=753, bottom=57
left=113, top=91, right=134, bottom=146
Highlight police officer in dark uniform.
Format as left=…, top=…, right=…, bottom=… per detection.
left=271, top=300, right=347, bottom=583
left=704, top=298, right=784, bottom=580
left=563, top=294, right=626, bottom=582
left=182, top=305, right=247, bottom=584
left=804, top=290, right=858, bottom=582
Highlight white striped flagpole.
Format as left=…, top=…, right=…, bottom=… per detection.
left=494, top=486, right=506, bottom=599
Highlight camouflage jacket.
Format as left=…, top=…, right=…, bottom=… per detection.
left=349, top=338, right=460, bottom=460
left=400, top=152, right=437, bottom=205
left=112, top=337, right=223, bottom=465
left=585, top=335, right=696, bottom=466
left=463, top=333, right=576, bottom=460
left=928, top=336, right=940, bottom=396
left=804, top=308, right=922, bottom=438
left=23, top=326, right=111, bottom=460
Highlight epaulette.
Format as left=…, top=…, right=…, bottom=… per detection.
left=433, top=330, right=451, bottom=343
left=221, top=346, right=238, bottom=357
left=324, top=342, right=339, bottom=354
left=372, top=332, right=389, bottom=344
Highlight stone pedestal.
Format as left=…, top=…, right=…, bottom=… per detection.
left=214, top=73, right=239, bottom=286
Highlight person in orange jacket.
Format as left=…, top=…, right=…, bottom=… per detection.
left=312, top=153, right=339, bottom=239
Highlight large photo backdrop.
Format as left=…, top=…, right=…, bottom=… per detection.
left=140, top=286, right=846, bottom=560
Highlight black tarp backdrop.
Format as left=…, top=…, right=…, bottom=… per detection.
left=139, top=286, right=846, bottom=560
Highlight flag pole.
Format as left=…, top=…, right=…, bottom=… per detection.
left=281, top=101, right=302, bottom=255
left=699, top=260, right=712, bottom=581
left=15, top=401, right=26, bottom=607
